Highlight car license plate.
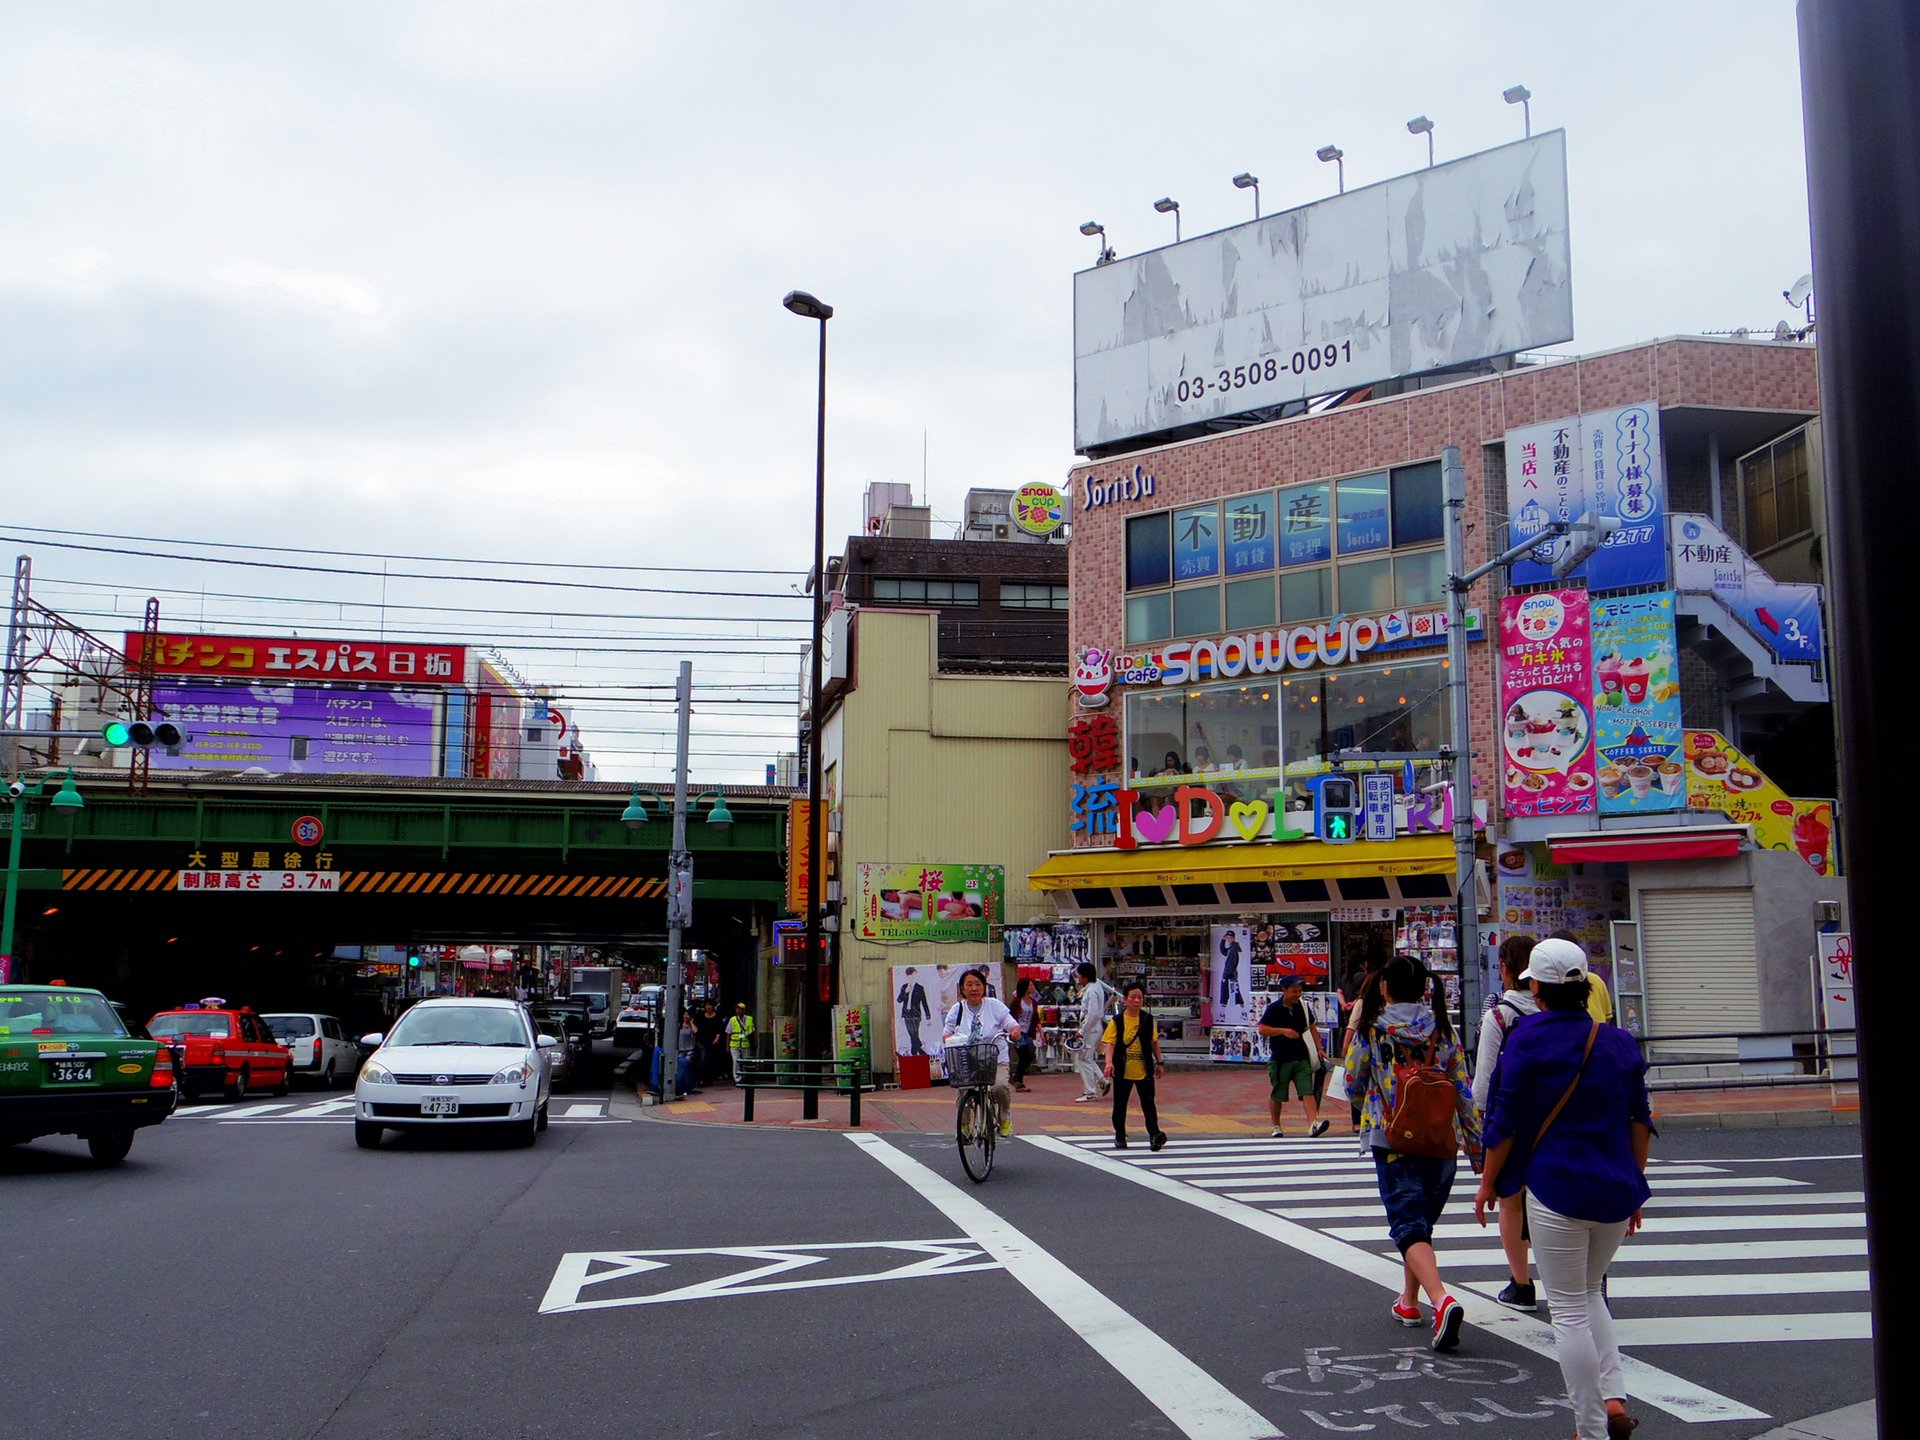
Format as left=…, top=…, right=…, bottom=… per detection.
left=421, top=1096, right=459, bottom=1116
left=49, top=1060, right=94, bottom=1083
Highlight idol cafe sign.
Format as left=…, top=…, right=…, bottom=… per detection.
left=1155, top=608, right=1454, bottom=686
left=1110, top=779, right=1479, bottom=850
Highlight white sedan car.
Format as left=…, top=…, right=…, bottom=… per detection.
left=353, top=997, right=558, bottom=1149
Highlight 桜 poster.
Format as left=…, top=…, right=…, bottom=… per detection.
left=1590, top=592, right=1685, bottom=813
left=1500, top=591, right=1597, bottom=817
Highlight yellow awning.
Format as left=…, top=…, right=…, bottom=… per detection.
left=1029, top=834, right=1457, bottom=890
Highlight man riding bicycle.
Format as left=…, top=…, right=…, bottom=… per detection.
left=941, top=968, right=1021, bottom=1137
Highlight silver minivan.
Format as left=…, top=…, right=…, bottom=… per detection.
left=262, top=1012, right=363, bottom=1088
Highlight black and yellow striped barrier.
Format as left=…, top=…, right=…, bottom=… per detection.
left=62, top=869, right=667, bottom=897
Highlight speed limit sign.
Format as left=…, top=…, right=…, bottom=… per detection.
left=292, top=815, right=325, bottom=847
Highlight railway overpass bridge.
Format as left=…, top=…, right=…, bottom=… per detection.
left=5, top=771, right=795, bottom=1021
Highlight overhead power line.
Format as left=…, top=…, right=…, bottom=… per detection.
left=2, top=523, right=804, bottom=578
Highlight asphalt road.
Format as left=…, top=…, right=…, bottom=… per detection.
left=1, top=1093, right=1873, bottom=1440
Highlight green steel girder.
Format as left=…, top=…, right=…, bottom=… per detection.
left=26, top=794, right=785, bottom=863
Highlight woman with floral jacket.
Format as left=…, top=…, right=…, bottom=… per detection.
left=1344, top=954, right=1483, bottom=1353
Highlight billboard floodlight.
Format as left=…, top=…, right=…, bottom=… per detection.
left=1078, top=220, right=1114, bottom=265
left=1315, top=144, right=1345, bottom=193
left=1152, top=197, right=1180, bottom=243
left=1231, top=172, right=1260, bottom=219
left=1407, top=115, right=1435, bottom=167
left=1503, top=84, right=1532, bottom=137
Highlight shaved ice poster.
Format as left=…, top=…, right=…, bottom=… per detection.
left=1590, top=592, right=1685, bottom=814
left=1500, top=590, right=1597, bottom=818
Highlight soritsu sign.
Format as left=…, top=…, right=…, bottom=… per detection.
left=126, top=633, right=466, bottom=687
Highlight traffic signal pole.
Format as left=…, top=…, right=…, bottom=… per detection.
left=658, top=660, right=692, bottom=1102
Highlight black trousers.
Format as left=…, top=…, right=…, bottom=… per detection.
left=1113, top=1074, right=1162, bottom=1139
left=1012, top=1043, right=1036, bottom=1085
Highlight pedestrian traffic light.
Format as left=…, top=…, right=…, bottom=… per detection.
left=1314, top=775, right=1361, bottom=843
left=407, top=952, right=421, bottom=969
left=103, top=719, right=186, bottom=750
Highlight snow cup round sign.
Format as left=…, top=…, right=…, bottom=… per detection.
left=1011, top=483, right=1068, bottom=536
left=292, top=815, right=325, bottom=847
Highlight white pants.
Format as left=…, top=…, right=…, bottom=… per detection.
left=1528, top=1194, right=1630, bottom=1440
left=1075, top=1029, right=1105, bottom=1096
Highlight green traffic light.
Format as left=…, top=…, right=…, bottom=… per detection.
left=407, top=954, right=421, bottom=968
left=101, top=721, right=132, bottom=746
left=1328, top=816, right=1349, bottom=839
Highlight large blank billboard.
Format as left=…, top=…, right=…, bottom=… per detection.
left=1073, top=131, right=1572, bottom=453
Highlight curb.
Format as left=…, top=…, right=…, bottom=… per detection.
left=1654, top=1108, right=1860, bottom=1131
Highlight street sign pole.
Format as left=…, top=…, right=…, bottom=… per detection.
left=660, top=660, right=692, bottom=1102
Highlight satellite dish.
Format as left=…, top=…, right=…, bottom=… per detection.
left=1787, top=274, right=1814, bottom=308
left=1730, top=327, right=1750, bottom=340
left=1774, top=321, right=1794, bottom=341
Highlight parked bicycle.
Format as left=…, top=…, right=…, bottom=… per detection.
left=945, top=1039, right=1001, bottom=1182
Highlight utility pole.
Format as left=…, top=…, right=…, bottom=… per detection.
left=659, top=659, right=692, bottom=1101
left=1443, top=445, right=1589, bottom=1048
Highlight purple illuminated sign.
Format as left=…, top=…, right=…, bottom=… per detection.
left=151, top=683, right=442, bottom=777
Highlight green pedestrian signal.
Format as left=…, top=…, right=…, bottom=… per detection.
left=1314, top=776, right=1361, bottom=844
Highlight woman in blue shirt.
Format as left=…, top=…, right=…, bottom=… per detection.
left=1474, top=938, right=1652, bottom=1440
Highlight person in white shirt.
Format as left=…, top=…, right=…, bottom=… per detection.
left=941, top=968, right=1021, bottom=1137
left=1073, top=962, right=1113, bottom=1102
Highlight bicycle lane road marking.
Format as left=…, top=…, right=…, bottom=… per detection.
left=1025, top=1135, right=1767, bottom=1427
left=846, top=1132, right=1283, bottom=1440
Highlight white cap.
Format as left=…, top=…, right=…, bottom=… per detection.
left=1520, top=937, right=1589, bottom=985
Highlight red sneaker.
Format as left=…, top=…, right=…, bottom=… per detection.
left=1431, top=1295, right=1465, bottom=1351
left=1391, top=1299, right=1422, bottom=1327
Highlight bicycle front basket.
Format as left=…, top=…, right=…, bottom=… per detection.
left=942, top=1041, right=1000, bottom=1089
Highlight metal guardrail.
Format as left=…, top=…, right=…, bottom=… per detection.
left=735, top=1056, right=875, bottom=1124
left=1632, top=1025, right=1856, bottom=1092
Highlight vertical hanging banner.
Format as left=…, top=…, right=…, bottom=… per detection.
left=785, top=800, right=813, bottom=916
left=1508, top=405, right=1667, bottom=591
left=1499, top=590, right=1597, bottom=817
left=1590, top=592, right=1685, bottom=812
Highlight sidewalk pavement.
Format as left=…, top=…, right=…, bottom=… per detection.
left=1748, top=1401, right=1876, bottom=1440
left=635, top=1063, right=1860, bottom=1136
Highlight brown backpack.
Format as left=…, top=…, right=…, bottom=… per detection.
left=1385, top=1037, right=1459, bottom=1159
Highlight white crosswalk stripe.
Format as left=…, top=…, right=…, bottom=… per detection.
left=179, top=1097, right=628, bottom=1123
left=1055, top=1133, right=1869, bottom=1359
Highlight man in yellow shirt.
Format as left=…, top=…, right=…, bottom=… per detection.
left=1549, top=931, right=1614, bottom=1024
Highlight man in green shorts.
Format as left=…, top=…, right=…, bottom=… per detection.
left=1256, top=977, right=1329, bottom=1138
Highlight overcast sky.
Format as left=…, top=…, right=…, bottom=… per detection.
left=0, top=2, right=1816, bottom=785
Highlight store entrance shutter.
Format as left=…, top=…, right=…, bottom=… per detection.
left=1641, top=889, right=1759, bottom=1057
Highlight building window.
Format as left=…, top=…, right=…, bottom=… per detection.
left=1171, top=584, right=1220, bottom=638
left=1337, top=555, right=1394, bottom=612
left=1740, top=429, right=1812, bottom=554
left=1280, top=566, right=1333, bottom=622
left=1391, top=460, right=1445, bottom=546
left=1126, top=512, right=1172, bottom=590
left=1002, top=583, right=1068, bottom=610
left=1125, top=592, right=1171, bottom=645
left=1223, top=576, right=1276, bottom=629
left=870, top=577, right=979, bottom=607
left=1281, top=658, right=1450, bottom=796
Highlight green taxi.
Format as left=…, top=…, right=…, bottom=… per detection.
left=0, top=984, right=178, bottom=1164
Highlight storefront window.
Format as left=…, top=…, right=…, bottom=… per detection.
left=1224, top=575, right=1277, bottom=629
left=1125, top=592, right=1171, bottom=645
left=1337, top=555, right=1393, bottom=612
left=1172, top=584, right=1220, bottom=638
left=1280, top=566, right=1332, bottom=622
left=1127, top=512, right=1172, bottom=590
left=1282, top=656, right=1448, bottom=766
left=1126, top=681, right=1281, bottom=791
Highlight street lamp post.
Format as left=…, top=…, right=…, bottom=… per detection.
left=2, top=769, right=84, bottom=980
left=783, top=288, right=832, bottom=1059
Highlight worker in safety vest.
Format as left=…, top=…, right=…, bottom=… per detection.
left=725, top=1002, right=756, bottom=1082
